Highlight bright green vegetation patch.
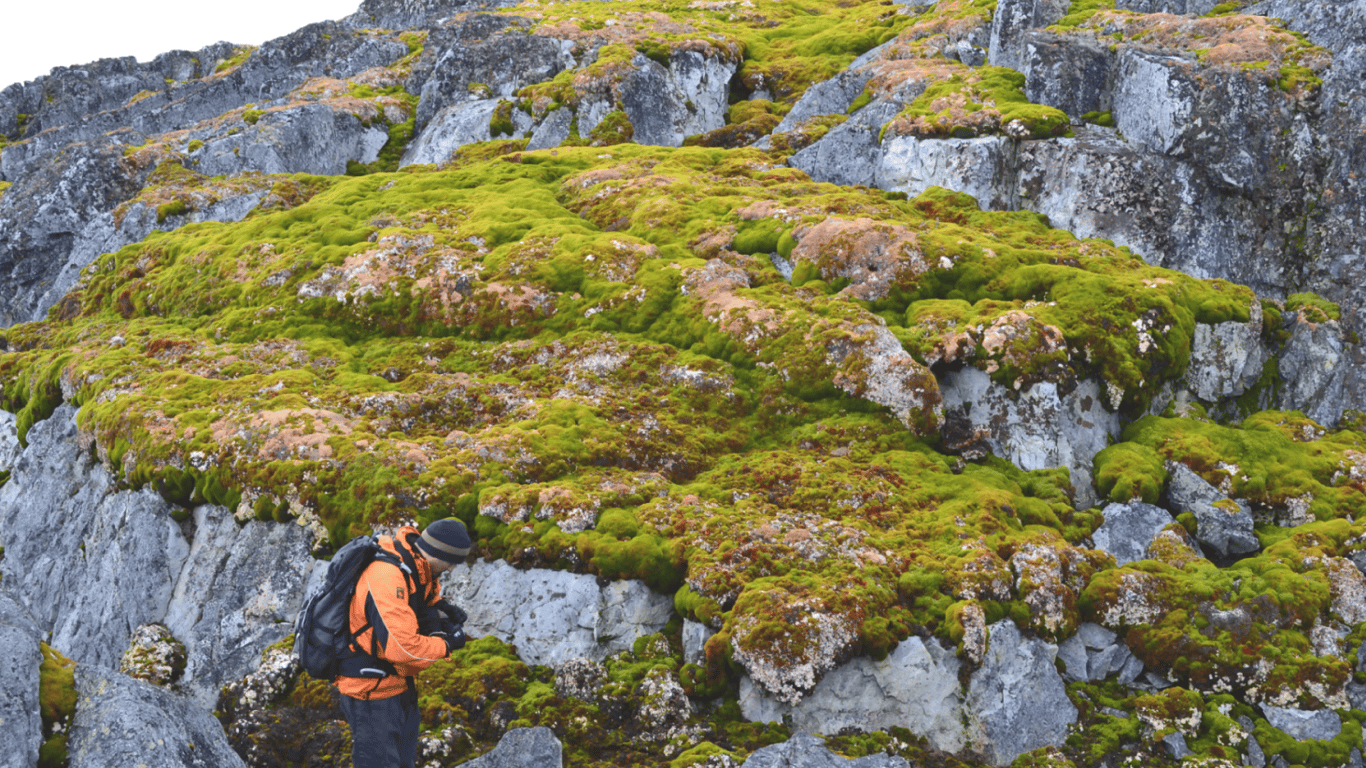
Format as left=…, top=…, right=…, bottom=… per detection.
left=39, top=643, right=77, bottom=768
left=1286, top=292, right=1341, bottom=323
left=0, top=144, right=1276, bottom=711
left=1096, top=411, right=1366, bottom=521
left=882, top=67, right=1071, bottom=140
left=213, top=46, right=256, bottom=76
left=0, top=181, right=11, bottom=200
left=1052, top=0, right=1116, bottom=29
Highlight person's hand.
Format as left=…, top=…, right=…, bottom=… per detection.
left=435, top=600, right=468, bottom=626
left=431, top=625, right=466, bottom=656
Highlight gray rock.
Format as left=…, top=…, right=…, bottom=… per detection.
left=936, top=371, right=1120, bottom=509
left=67, top=666, right=246, bottom=768
left=1261, top=705, right=1343, bottom=741
left=740, top=636, right=966, bottom=753
left=0, top=410, right=18, bottom=472
left=988, top=0, right=1073, bottom=72
left=1349, top=748, right=1364, bottom=768
left=0, top=135, right=147, bottom=326
left=163, top=505, right=316, bottom=710
left=683, top=618, right=718, bottom=666
left=191, top=104, right=390, bottom=178
left=1022, top=30, right=1114, bottom=117
left=444, top=558, right=673, bottom=666
left=1185, top=303, right=1266, bottom=402
left=1117, top=651, right=1145, bottom=684
left=0, top=588, right=43, bottom=768
left=527, top=107, right=574, bottom=152
left=1076, top=621, right=1117, bottom=650
left=618, top=50, right=736, bottom=147
left=0, top=406, right=190, bottom=670
left=411, top=17, right=573, bottom=132
left=772, top=67, right=877, bottom=135
left=1239, top=716, right=1266, bottom=767
left=1165, top=463, right=1258, bottom=558
left=741, top=732, right=912, bottom=767
left=1056, top=635, right=1088, bottom=681
left=461, top=726, right=563, bottom=768
left=1163, top=732, right=1193, bottom=760
left=876, top=135, right=1010, bottom=210
left=1277, top=317, right=1346, bottom=427
left=966, top=620, right=1076, bottom=766
left=25, top=190, right=267, bottom=325
left=1087, top=644, right=1120, bottom=680
left=1092, top=502, right=1173, bottom=566
left=791, top=100, right=902, bottom=188
left=346, top=0, right=520, bottom=30
left=403, top=100, right=513, bottom=166
left=1117, top=0, right=1218, bottom=13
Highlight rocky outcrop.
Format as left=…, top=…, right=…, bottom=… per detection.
left=0, top=407, right=316, bottom=708
left=0, top=406, right=189, bottom=671
left=67, top=666, right=246, bottom=768
left=0, top=588, right=42, bottom=768
left=164, top=505, right=315, bottom=709
left=1164, top=462, right=1258, bottom=560
left=460, top=726, right=563, bottom=768
left=1056, top=622, right=1145, bottom=685
left=444, top=558, right=674, bottom=666
left=345, top=0, right=519, bottom=30
left=741, top=622, right=1074, bottom=765
left=1091, top=502, right=1173, bottom=566
left=742, top=732, right=911, bottom=768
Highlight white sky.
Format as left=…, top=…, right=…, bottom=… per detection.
left=1, top=0, right=363, bottom=90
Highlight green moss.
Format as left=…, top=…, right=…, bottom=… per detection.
left=213, top=46, right=256, bottom=75
left=242, top=109, right=265, bottom=125
left=39, top=644, right=77, bottom=768
left=490, top=100, right=517, bottom=138
left=884, top=67, right=1070, bottom=140
left=1285, top=292, right=1341, bottom=323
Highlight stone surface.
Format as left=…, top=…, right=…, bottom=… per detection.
left=1260, top=704, right=1343, bottom=742
left=741, top=732, right=912, bottom=767
left=1165, top=462, right=1258, bottom=559
left=461, top=726, right=563, bottom=768
left=683, top=618, right=717, bottom=666
left=1092, top=502, right=1174, bottom=566
left=67, top=665, right=246, bottom=768
left=0, top=588, right=42, bottom=768
left=989, top=0, right=1073, bottom=72
left=403, top=99, right=529, bottom=166
left=163, top=505, right=317, bottom=710
left=444, top=558, right=673, bottom=665
left=1184, top=305, right=1266, bottom=403
left=0, top=407, right=189, bottom=670
left=739, top=636, right=966, bottom=754
left=965, top=620, right=1076, bottom=766
left=617, top=50, right=737, bottom=148
left=791, top=100, right=902, bottom=188
left=938, top=371, right=1119, bottom=509
left=1277, top=318, right=1347, bottom=427
left=0, top=410, right=18, bottom=472
left=189, top=104, right=390, bottom=178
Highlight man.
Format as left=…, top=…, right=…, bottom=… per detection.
left=337, top=518, right=471, bottom=768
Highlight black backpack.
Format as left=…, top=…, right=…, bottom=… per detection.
left=294, top=535, right=424, bottom=681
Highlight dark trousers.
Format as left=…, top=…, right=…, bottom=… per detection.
left=338, top=684, right=419, bottom=768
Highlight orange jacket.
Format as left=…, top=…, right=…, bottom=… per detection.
left=337, top=527, right=448, bottom=700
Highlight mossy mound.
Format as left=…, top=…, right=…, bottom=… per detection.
left=39, top=643, right=77, bottom=768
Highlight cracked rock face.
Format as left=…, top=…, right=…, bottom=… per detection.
left=1091, top=502, right=1174, bottom=566
left=0, top=588, right=43, bottom=768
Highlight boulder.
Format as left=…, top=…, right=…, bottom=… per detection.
left=163, top=505, right=317, bottom=710
left=67, top=666, right=246, bottom=768
left=1260, top=705, right=1343, bottom=742
left=1165, top=463, right=1258, bottom=559
left=403, top=100, right=533, bottom=166
left=1184, top=304, right=1266, bottom=403
left=1277, top=316, right=1346, bottom=427
left=461, top=726, right=563, bottom=768
left=741, top=732, right=912, bottom=767
left=739, top=636, right=967, bottom=754
left=444, top=558, right=673, bottom=666
left=965, top=620, right=1077, bottom=765
left=1091, top=502, right=1174, bottom=566
left=346, top=0, right=521, bottom=30
left=0, top=588, right=43, bottom=768
left=683, top=618, right=718, bottom=666
left=875, top=135, right=1011, bottom=210
left=938, top=371, right=1120, bottom=509
left=615, top=50, right=737, bottom=147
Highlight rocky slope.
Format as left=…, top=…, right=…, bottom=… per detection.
left=2, top=0, right=1365, bottom=765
